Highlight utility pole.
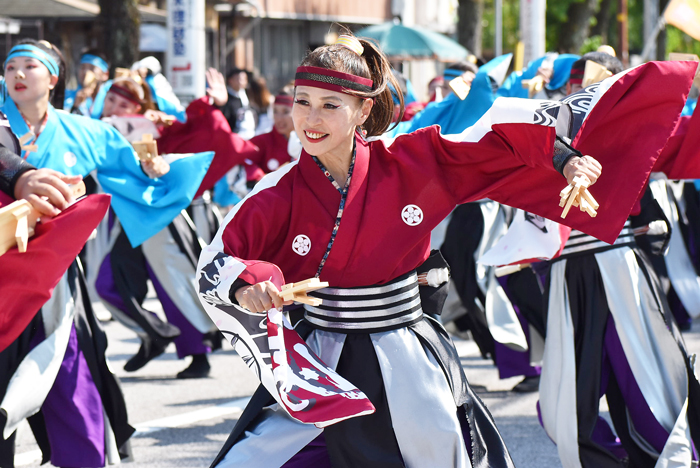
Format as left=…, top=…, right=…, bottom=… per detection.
left=644, top=0, right=660, bottom=59
left=520, top=0, right=545, bottom=64
left=618, top=0, right=629, bottom=66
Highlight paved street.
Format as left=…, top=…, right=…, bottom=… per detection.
left=13, top=298, right=700, bottom=468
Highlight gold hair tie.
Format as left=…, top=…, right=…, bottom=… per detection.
left=335, top=35, right=364, bottom=56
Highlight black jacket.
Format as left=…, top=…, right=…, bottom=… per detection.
left=0, top=113, right=32, bottom=198
left=218, top=91, right=245, bottom=133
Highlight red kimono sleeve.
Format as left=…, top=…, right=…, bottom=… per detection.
left=196, top=167, right=297, bottom=306
left=157, top=97, right=261, bottom=198
left=654, top=112, right=700, bottom=178
left=245, top=133, right=269, bottom=182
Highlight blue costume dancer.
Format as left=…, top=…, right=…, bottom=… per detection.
left=0, top=40, right=211, bottom=467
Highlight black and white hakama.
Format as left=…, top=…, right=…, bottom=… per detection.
left=540, top=223, right=700, bottom=467
left=0, top=262, right=134, bottom=467
left=210, top=272, right=514, bottom=468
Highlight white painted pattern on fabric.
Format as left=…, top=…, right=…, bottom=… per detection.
left=292, top=234, right=311, bottom=256
left=63, top=151, right=77, bottom=167
left=267, top=159, right=280, bottom=171
left=401, top=204, right=423, bottom=226
left=447, top=97, right=563, bottom=144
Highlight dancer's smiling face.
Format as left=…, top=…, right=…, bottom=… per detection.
left=273, top=103, right=294, bottom=138
left=292, top=85, right=372, bottom=160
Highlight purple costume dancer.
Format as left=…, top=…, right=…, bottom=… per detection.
left=539, top=225, right=699, bottom=466
left=645, top=179, right=700, bottom=331
left=539, top=52, right=700, bottom=467
left=89, top=73, right=221, bottom=379
left=1, top=263, right=134, bottom=468
left=441, top=202, right=543, bottom=392
left=94, top=209, right=217, bottom=378
left=494, top=270, right=543, bottom=386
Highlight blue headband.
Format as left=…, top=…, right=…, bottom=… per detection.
left=81, top=54, right=109, bottom=73
left=5, top=44, right=60, bottom=77
left=443, top=69, right=463, bottom=80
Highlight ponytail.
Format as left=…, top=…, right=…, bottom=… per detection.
left=299, top=31, right=404, bottom=136
left=47, top=42, right=66, bottom=109
left=358, top=38, right=404, bottom=136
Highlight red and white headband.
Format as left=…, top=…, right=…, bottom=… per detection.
left=294, top=66, right=373, bottom=95
left=274, top=95, right=294, bottom=107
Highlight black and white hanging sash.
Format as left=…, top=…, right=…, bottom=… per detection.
left=557, top=220, right=635, bottom=260
left=304, top=271, right=424, bottom=333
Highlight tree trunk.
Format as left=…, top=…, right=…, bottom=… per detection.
left=458, top=0, right=484, bottom=57
left=98, top=0, right=140, bottom=71
left=558, top=0, right=601, bottom=53
left=591, top=0, right=614, bottom=42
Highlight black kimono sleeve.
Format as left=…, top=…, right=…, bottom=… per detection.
left=0, top=146, right=34, bottom=199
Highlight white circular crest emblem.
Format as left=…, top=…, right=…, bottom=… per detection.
left=401, top=204, right=423, bottom=226
left=63, top=151, right=77, bottom=168
left=267, top=159, right=280, bottom=171
left=292, top=234, right=311, bottom=256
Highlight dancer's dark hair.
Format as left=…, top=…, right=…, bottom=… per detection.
left=300, top=32, right=404, bottom=136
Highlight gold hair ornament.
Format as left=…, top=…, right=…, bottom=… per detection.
left=335, top=35, right=364, bottom=56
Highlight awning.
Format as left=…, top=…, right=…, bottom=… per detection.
left=140, top=23, right=167, bottom=52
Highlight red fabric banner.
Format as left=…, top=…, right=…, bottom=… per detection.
left=267, top=309, right=375, bottom=427
left=655, top=102, right=700, bottom=178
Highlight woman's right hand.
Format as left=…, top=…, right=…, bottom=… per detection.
left=205, top=68, right=228, bottom=107
left=234, top=281, right=293, bottom=313
left=14, top=168, right=82, bottom=217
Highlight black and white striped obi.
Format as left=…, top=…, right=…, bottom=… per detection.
left=557, top=220, right=634, bottom=259
left=304, top=271, right=423, bottom=333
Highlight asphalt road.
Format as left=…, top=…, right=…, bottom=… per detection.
left=13, top=299, right=700, bottom=468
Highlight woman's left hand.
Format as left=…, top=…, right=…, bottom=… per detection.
left=141, top=156, right=170, bottom=178
left=144, top=109, right=175, bottom=127
left=563, top=155, right=602, bottom=186
left=460, top=71, right=476, bottom=87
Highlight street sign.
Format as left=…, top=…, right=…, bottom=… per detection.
left=166, top=0, right=206, bottom=104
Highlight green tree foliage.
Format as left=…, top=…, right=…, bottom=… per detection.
left=666, top=26, right=700, bottom=56
left=480, top=0, right=520, bottom=54
left=471, top=0, right=698, bottom=60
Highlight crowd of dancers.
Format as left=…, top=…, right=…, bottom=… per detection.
left=0, top=30, right=699, bottom=468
